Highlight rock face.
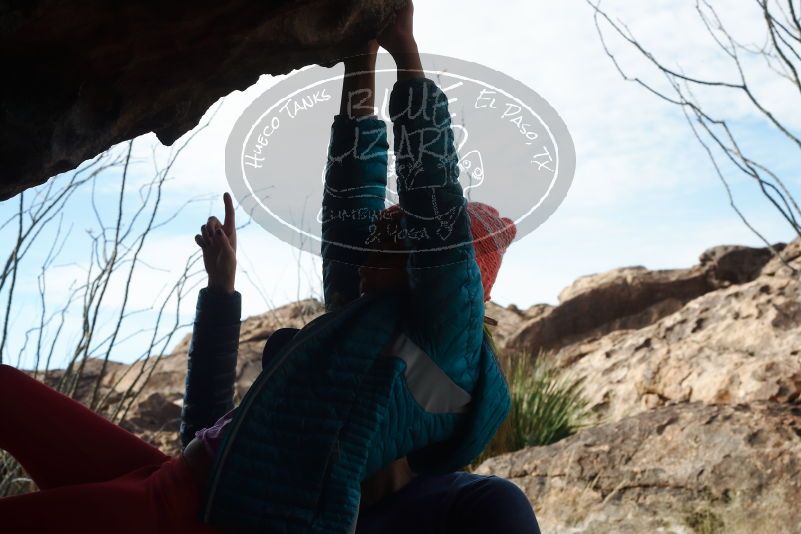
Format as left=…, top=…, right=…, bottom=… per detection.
left=509, top=265, right=713, bottom=355
left=505, top=241, right=801, bottom=424
left=507, top=243, right=788, bottom=357
left=473, top=239, right=801, bottom=532
left=560, top=260, right=801, bottom=424
left=0, top=0, right=406, bottom=200
left=475, top=402, right=801, bottom=533
left=482, top=301, right=546, bottom=349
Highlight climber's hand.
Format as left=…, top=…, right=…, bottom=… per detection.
left=378, top=1, right=416, bottom=57
left=195, top=192, right=237, bottom=294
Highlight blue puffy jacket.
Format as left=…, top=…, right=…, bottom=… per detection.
left=188, top=77, right=510, bottom=533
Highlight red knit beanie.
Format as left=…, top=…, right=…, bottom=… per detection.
left=377, top=202, right=516, bottom=301
left=466, top=202, right=517, bottom=301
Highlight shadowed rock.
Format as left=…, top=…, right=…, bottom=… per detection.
left=0, top=0, right=406, bottom=199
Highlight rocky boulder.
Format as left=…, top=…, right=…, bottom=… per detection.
left=0, top=0, right=407, bottom=199
left=508, top=243, right=785, bottom=357
left=699, top=243, right=785, bottom=285
left=483, top=301, right=546, bottom=349
left=510, top=265, right=709, bottom=355
left=530, top=240, right=801, bottom=424
left=475, top=401, right=801, bottom=533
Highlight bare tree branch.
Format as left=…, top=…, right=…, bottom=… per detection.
left=587, top=0, right=801, bottom=271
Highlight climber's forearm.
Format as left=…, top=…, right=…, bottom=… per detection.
left=377, top=0, right=423, bottom=83
left=390, top=40, right=424, bottom=82
left=341, top=42, right=378, bottom=118
left=324, top=46, right=388, bottom=311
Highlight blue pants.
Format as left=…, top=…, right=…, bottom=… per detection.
left=355, top=470, right=540, bottom=533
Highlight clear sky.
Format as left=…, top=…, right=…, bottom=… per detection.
left=2, top=0, right=799, bottom=368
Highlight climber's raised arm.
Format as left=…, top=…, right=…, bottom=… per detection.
left=381, top=3, right=486, bottom=363
left=322, top=41, right=390, bottom=312
left=339, top=40, right=380, bottom=119
left=180, top=193, right=241, bottom=448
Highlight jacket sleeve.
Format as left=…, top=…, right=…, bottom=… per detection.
left=179, top=287, right=241, bottom=448
left=388, top=77, right=485, bottom=386
left=321, top=114, right=389, bottom=312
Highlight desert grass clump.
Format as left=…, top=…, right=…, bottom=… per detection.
left=469, top=348, right=590, bottom=470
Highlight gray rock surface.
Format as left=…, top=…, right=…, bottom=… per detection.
left=475, top=402, right=801, bottom=533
